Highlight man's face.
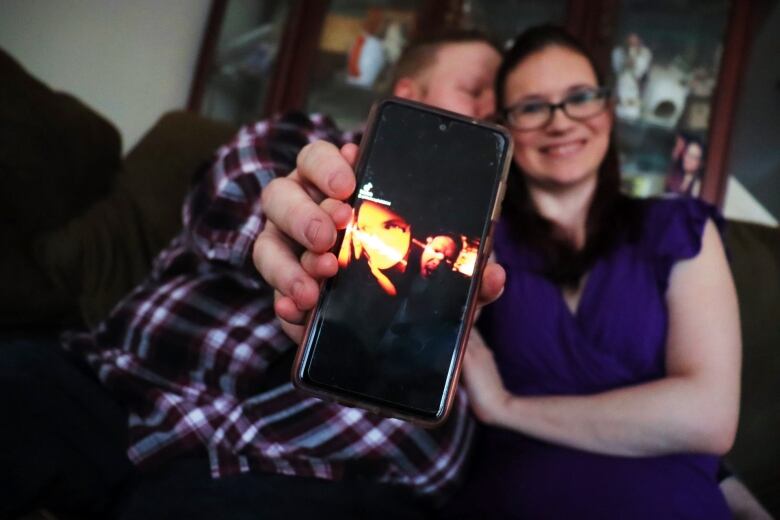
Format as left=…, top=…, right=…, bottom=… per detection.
left=403, top=41, right=502, bottom=119
left=421, top=235, right=457, bottom=277
left=353, top=201, right=411, bottom=271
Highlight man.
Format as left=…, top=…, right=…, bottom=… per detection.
left=0, top=31, right=503, bottom=519
left=421, top=235, right=459, bottom=278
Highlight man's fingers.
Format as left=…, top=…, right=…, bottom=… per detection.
left=477, top=262, right=506, bottom=307
left=260, top=140, right=357, bottom=253
left=274, top=291, right=307, bottom=344
left=253, top=224, right=320, bottom=311
left=320, top=198, right=353, bottom=229
left=297, top=141, right=356, bottom=200
left=340, top=143, right=359, bottom=167
left=274, top=289, right=307, bottom=325
left=261, top=177, right=337, bottom=253
left=279, top=317, right=306, bottom=345
left=300, top=251, right=339, bottom=279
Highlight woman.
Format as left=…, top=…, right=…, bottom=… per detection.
left=666, top=134, right=705, bottom=195
left=449, top=25, right=740, bottom=519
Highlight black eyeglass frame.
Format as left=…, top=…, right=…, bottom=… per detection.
left=499, top=86, right=613, bottom=131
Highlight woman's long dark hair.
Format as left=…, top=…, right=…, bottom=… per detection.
left=496, top=25, right=640, bottom=289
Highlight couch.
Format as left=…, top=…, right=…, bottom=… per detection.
left=2, top=48, right=779, bottom=517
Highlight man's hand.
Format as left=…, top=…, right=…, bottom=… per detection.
left=278, top=260, right=506, bottom=345
left=253, top=139, right=507, bottom=344
left=253, top=140, right=358, bottom=323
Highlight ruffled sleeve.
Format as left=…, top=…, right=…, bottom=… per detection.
left=640, top=196, right=725, bottom=293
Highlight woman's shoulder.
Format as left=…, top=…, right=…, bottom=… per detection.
left=632, top=195, right=724, bottom=262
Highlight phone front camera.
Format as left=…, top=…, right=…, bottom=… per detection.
left=439, top=123, right=447, bottom=131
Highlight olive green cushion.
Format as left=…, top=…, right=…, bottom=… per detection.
left=0, top=48, right=121, bottom=326
left=34, top=111, right=237, bottom=327
left=0, top=48, right=121, bottom=240
left=723, top=219, right=780, bottom=516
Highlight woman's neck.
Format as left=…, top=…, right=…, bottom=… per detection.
left=527, top=176, right=597, bottom=249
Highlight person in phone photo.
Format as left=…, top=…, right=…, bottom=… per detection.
left=339, top=199, right=412, bottom=295
left=420, top=235, right=459, bottom=277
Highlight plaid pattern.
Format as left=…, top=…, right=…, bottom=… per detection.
left=64, top=112, right=474, bottom=499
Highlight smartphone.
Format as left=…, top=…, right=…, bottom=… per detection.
left=292, top=98, right=513, bottom=426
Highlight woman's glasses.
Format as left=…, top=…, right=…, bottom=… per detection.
left=500, top=87, right=612, bottom=131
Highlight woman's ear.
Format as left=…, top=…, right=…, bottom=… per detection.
left=393, top=77, right=423, bottom=101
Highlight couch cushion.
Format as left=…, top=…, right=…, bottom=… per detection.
left=723, top=219, right=780, bottom=515
left=34, top=111, right=237, bottom=327
left=0, top=48, right=121, bottom=327
left=0, top=48, right=121, bottom=240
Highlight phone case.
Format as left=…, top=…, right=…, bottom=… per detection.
left=291, top=97, right=513, bottom=426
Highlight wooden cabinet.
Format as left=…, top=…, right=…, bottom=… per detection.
left=188, top=0, right=569, bottom=128
left=188, top=0, right=756, bottom=206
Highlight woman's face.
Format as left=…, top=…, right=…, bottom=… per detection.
left=682, top=142, right=703, bottom=174
left=503, top=45, right=612, bottom=189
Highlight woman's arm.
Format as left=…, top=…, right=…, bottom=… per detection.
left=463, top=220, right=741, bottom=457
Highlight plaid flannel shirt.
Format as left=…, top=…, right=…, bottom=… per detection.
left=64, top=112, right=474, bottom=500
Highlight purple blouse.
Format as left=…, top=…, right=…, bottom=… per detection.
left=448, top=197, right=731, bottom=519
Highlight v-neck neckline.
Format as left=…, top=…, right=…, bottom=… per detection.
left=558, top=261, right=599, bottom=320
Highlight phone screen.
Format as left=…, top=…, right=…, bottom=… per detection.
left=297, top=100, right=510, bottom=421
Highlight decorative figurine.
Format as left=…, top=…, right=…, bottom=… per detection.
left=642, top=65, right=690, bottom=128
left=612, top=33, right=652, bottom=120
left=346, top=9, right=387, bottom=88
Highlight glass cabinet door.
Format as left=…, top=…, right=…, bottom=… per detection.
left=198, top=0, right=292, bottom=125
left=303, top=0, right=421, bottom=131
left=608, top=0, right=732, bottom=198
left=464, top=0, right=567, bottom=46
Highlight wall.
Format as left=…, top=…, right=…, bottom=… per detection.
left=0, top=0, right=211, bottom=152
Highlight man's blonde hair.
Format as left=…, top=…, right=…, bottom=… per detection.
left=391, top=29, right=500, bottom=85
